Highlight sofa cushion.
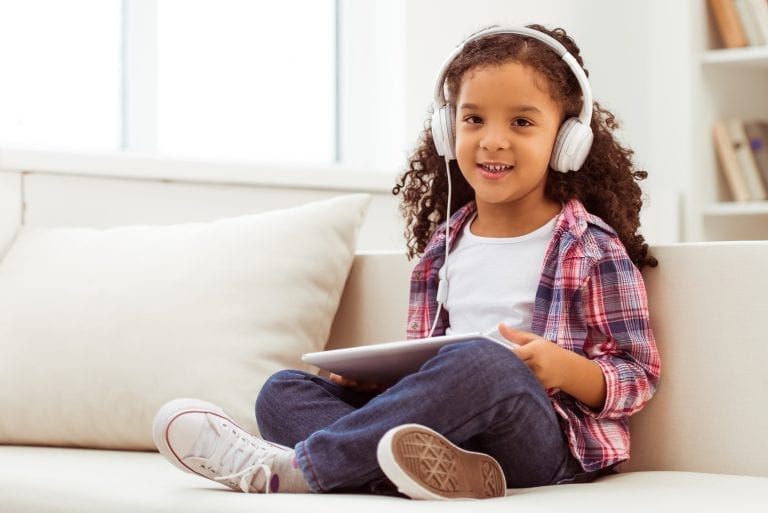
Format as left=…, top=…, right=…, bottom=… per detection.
left=0, top=194, right=370, bottom=450
left=0, top=446, right=766, bottom=512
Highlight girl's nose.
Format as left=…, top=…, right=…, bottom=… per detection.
left=480, top=126, right=511, bottom=151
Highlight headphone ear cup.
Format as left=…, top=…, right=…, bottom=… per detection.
left=551, top=118, right=594, bottom=172
left=431, top=105, right=457, bottom=160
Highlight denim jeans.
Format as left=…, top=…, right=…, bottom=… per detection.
left=256, top=339, right=591, bottom=493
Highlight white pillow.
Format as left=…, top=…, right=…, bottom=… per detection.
left=0, top=194, right=370, bottom=450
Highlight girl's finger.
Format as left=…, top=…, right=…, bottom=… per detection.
left=498, top=324, right=540, bottom=345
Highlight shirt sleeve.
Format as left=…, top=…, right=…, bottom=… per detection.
left=406, top=260, right=431, bottom=339
left=578, top=251, right=661, bottom=420
left=406, top=255, right=448, bottom=339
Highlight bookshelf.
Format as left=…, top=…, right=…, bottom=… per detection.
left=694, top=2, right=768, bottom=240
left=702, top=45, right=768, bottom=65
left=703, top=201, right=768, bottom=216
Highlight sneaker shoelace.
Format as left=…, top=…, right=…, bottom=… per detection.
left=205, top=421, right=277, bottom=493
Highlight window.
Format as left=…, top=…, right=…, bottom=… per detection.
left=154, top=0, right=336, bottom=163
left=0, top=0, right=122, bottom=151
left=0, top=0, right=337, bottom=164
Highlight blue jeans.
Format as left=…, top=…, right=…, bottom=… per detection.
left=256, top=339, right=592, bottom=493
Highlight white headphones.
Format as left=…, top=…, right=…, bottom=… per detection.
left=431, top=26, right=594, bottom=173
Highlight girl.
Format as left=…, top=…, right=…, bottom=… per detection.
left=153, top=24, right=660, bottom=500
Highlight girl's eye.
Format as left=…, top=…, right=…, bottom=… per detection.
left=464, top=115, right=483, bottom=124
left=512, top=118, right=532, bottom=127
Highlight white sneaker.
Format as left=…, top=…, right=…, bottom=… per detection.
left=377, top=424, right=506, bottom=500
left=152, top=398, right=289, bottom=493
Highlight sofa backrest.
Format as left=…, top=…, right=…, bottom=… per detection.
left=327, top=251, right=413, bottom=350
left=627, top=242, right=767, bottom=477
left=328, top=243, right=768, bottom=477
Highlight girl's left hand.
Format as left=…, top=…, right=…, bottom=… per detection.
left=498, top=324, right=570, bottom=390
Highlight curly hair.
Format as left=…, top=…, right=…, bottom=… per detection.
left=392, top=25, right=657, bottom=269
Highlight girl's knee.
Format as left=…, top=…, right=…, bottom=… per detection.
left=260, top=367, right=312, bottom=390
left=262, top=369, right=309, bottom=389
left=257, top=370, right=311, bottom=411
left=256, top=369, right=314, bottom=434
left=440, top=339, right=524, bottom=371
left=437, top=339, right=539, bottom=391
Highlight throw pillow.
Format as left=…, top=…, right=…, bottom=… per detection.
left=0, top=194, right=370, bottom=450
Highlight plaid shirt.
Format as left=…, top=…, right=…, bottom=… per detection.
left=406, top=199, right=660, bottom=472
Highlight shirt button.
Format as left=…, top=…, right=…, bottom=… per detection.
left=410, top=322, right=420, bottom=330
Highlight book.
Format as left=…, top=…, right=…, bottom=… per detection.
left=713, top=120, right=751, bottom=201
left=747, top=0, right=768, bottom=44
left=734, top=0, right=766, bottom=46
left=708, top=0, right=749, bottom=48
left=744, top=120, right=768, bottom=192
left=726, top=119, right=768, bottom=200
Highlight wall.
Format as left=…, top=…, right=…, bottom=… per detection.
left=357, top=0, right=684, bottom=243
left=0, top=151, right=404, bottom=257
left=0, top=171, right=21, bottom=257
left=1, top=0, right=696, bottom=248
left=23, top=175, right=402, bottom=249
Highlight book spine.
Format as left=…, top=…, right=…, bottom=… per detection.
left=727, top=119, right=767, bottom=200
left=708, top=0, right=749, bottom=48
left=734, top=0, right=766, bottom=45
left=747, top=0, right=768, bottom=43
left=744, top=120, right=768, bottom=191
left=713, top=120, right=751, bottom=201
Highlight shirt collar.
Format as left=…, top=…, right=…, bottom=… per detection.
left=421, top=198, right=617, bottom=259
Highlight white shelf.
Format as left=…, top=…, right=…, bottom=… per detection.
left=703, top=201, right=768, bottom=217
left=702, top=46, right=768, bottom=67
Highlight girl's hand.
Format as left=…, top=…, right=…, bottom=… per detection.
left=499, top=324, right=570, bottom=390
left=498, top=323, right=607, bottom=409
left=329, top=373, right=388, bottom=394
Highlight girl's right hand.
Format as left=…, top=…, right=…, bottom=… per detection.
left=329, top=373, right=388, bottom=394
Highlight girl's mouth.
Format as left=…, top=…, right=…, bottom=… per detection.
left=480, top=163, right=513, bottom=173
left=478, top=163, right=514, bottom=179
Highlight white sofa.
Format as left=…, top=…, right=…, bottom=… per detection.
left=0, top=197, right=766, bottom=511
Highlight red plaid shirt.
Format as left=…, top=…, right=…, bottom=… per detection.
left=406, top=199, right=660, bottom=472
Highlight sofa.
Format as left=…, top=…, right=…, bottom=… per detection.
left=0, top=194, right=766, bottom=512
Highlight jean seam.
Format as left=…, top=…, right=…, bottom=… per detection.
left=300, top=434, right=388, bottom=492
left=295, top=441, right=326, bottom=493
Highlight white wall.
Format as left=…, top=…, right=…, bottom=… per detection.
left=0, top=171, right=21, bottom=257
left=19, top=172, right=403, bottom=251
left=2, top=0, right=691, bottom=247
left=347, top=0, right=685, bottom=243
left=0, top=150, right=404, bottom=253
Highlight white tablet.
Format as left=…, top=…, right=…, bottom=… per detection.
left=301, top=332, right=518, bottom=385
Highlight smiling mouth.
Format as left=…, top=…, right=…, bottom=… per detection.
left=479, top=163, right=513, bottom=174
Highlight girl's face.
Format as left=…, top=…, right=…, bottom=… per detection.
left=454, top=61, right=563, bottom=228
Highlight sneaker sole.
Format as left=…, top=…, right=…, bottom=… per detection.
left=377, top=424, right=506, bottom=500
left=152, top=398, right=229, bottom=476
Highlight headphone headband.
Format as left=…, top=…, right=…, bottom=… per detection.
left=433, top=26, right=593, bottom=126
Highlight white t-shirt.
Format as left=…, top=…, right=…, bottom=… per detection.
left=445, top=213, right=558, bottom=335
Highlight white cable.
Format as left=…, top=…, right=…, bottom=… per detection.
left=428, top=158, right=453, bottom=337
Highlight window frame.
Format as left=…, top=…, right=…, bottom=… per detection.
left=0, top=0, right=406, bottom=189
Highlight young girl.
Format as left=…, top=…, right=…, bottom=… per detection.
left=153, top=24, right=660, bottom=500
